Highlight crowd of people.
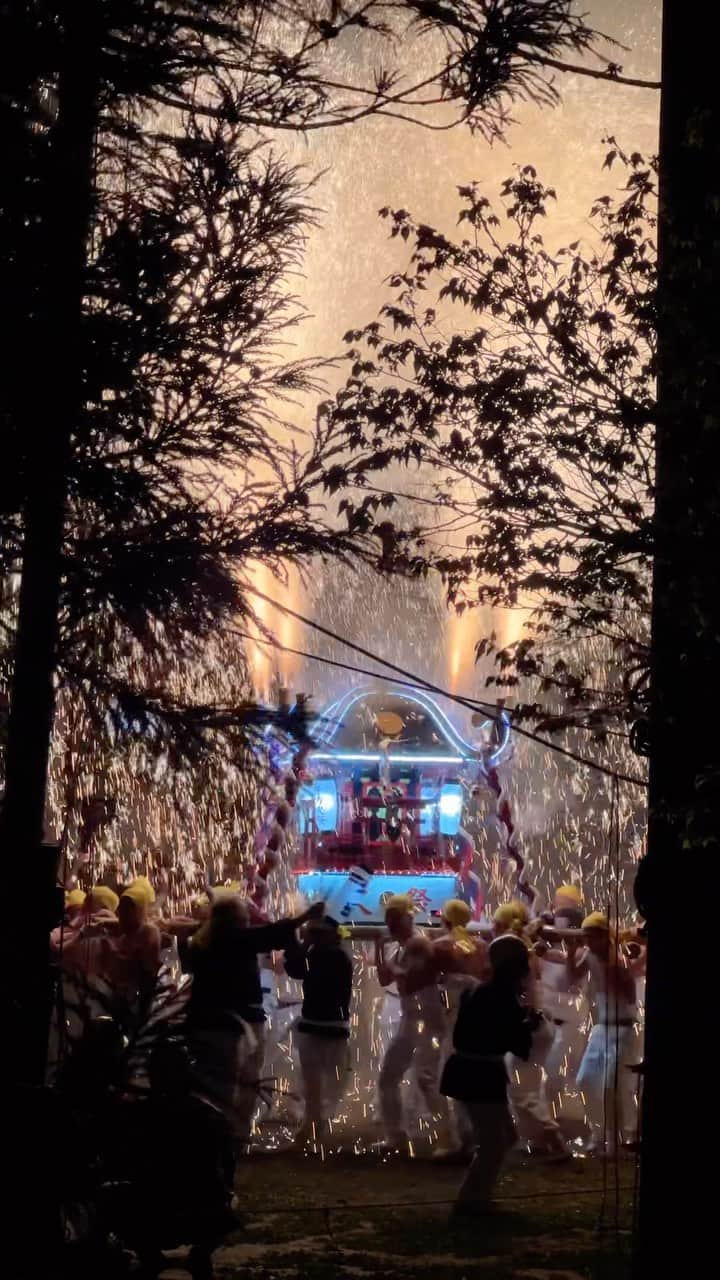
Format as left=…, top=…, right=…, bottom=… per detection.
left=373, top=887, right=645, bottom=1210
left=48, top=874, right=645, bottom=1269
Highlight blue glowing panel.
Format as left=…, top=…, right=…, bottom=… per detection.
left=438, top=783, right=463, bottom=837
left=313, top=778, right=338, bottom=833
left=297, top=785, right=314, bottom=836
left=297, top=780, right=338, bottom=834
left=419, top=784, right=438, bottom=838
left=296, top=871, right=459, bottom=924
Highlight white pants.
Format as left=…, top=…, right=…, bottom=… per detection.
left=543, top=1018, right=586, bottom=1111
left=508, top=1017, right=563, bottom=1150
left=577, top=1022, right=640, bottom=1151
left=296, top=1031, right=350, bottom=1134
left=456, top=1101, right=516, bottom=1206
left=378, top=1010, right=451, bottom=1142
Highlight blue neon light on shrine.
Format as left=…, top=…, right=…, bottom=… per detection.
left=439, top=782, right=464, bottom=836
left=296, top=779, right=338, bottom=834
left=296, top=870, right=459, bottom=924
left=297, top=784, right=314, bottom=836
left=312, top=777, right=338, bottom=833
left=308, top=686, right=509, bottom=762
left=419, top=784, right=438, bottom=837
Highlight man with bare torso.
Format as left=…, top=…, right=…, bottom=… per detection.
left=375, top=895, right=453, bottom=1152
left=570, top=912, right=642, bottom=1154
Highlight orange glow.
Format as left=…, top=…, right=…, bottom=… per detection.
left=499, top=607, right=529, bottom=652
left=245, top=562, right=272, bottom=700
left=243, top=3, right=660, bottom=703
left=245, top=562, right=299, bottom=700
left=282, top=2, right=659, bottom=700
left=446, top=604, right=476, bottom=693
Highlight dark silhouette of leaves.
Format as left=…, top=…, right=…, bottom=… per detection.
left=326, top=145, right=657, bottom=732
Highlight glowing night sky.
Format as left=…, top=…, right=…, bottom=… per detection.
left=253, top=2, right=661, bottom=699
left=296, top=0, right=660, bottom=376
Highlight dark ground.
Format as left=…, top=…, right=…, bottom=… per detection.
left=184, top=1147, right=636, bottom=1280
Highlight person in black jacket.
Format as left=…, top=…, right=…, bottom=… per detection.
left=186, top=894, right=325, bottom=1149
left=284, top=916, right=353, bottom=1146
left=441, top=934, right=535, bottom=1213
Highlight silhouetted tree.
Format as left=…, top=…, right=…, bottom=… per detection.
left=327, top=146, right=656, bottom=734
left=0, top=0, right=663, bottom=1095
left=326, top=4, right=719, bottom=1263
left=2, top=1, right=638, bottom=846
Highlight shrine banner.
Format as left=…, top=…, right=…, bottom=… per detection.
left=296, top=870, right=460, bottom=924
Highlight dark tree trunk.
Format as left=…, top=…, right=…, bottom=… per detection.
left=0, top=12, right=99, bottom=1085
left=637, top=1, right=720, bottom=1269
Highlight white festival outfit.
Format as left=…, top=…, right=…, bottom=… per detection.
left=507, top=969, right=564, bottom=1152
left=576, top=954, right=641, bottom=1152
left=294, top=1024, right=351, bottom=1140
left=540, top=956, right=587, bottom=1112
left=378, top=941, right=452, bottom=1145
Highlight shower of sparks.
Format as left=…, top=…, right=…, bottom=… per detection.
left=1, top=0, right=658, bottom=1155
left=4, top=564, right=645, bottom=1152
left=37, top=624, right=264, bottom=913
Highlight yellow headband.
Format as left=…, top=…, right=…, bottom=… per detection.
left=582, top=911, right=609, bottom=931
left=125, top=875, right=155, bottom=905
left=66, top=889, right=86, bottom=909
left=210, top=884, right=242, bottom=903
left=556, top=884, right=583, bottom=906
left=494, top=900, right=529, bottom=932
left=88, top=885, right=119, bottom=913
left=442, top=898, right=475, bottom=955
left=122, top=885, right=149, bottom=907
left=385, top=893, right=416, bottom=917
left=443, top=899, right=472, bottom=928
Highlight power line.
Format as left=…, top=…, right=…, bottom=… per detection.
left=241, top=586, right=648, bottom=789
left=231, top=629, right=457, bottom=701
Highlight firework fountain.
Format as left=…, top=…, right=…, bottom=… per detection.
left=1, top=531, right=648, bottom=1149
left=235, top=559, right=647, bottom=1151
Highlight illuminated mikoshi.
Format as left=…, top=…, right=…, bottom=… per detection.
left=246, top=685, right=517, bottom=1150
left=290, top=685, right=514, bottom=925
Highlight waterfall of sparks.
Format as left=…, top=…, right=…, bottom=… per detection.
left=42, top=623, right=263, bottom=911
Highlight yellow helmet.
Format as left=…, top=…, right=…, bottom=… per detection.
left=65, top=889, right=86, bottom=909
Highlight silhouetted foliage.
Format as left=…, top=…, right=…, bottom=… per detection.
left=0, top=2, right=643, bottom=760
left=327, top=146, right=657, bottom=732
left=0, top=4, right=379, bottom=759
